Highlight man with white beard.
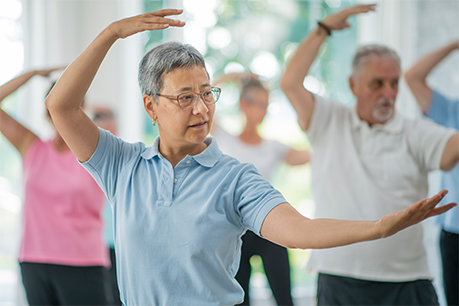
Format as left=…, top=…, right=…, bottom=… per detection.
left=280, top=5, right=459, bottom=305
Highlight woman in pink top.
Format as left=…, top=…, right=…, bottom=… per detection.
left=0, top=69, right=111, bottom=305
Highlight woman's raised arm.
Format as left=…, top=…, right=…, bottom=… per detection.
left=45, top=9, right=185, bottom=162
left=1, top=68, right=61, bottom=157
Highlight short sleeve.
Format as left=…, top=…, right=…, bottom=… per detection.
left=271, top=140, right=290, bottom=161
left=233, top=164, right=287, bottom=235
left=306, top=94, right=348, bottom=145
left=408, top=118, right=457, bottom=172
left=427, top=90, right=459, bottom=129
left=80, top=128, right=144, bottom=202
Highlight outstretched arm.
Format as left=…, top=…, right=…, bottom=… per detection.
left=0, top=68, right=60, bottom=157
left=279, top=4, right=375, bottom=131
left=405, top=41, right=459, bottom=114
left=260, top=190, right=456, bottom=249
left=45, top=9, right=185, bottom=163
left=285, top=148, right=311, bottom=166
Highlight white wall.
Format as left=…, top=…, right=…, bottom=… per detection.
left=21, top=0, right=145, bottom=142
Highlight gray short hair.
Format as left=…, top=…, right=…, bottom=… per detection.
left=351, top=44, right=400, bottom=78
left=138, top=41, right=208, bottom=100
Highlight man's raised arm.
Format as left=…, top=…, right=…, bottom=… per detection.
left=279, top=5, right=375, bottom=131
left=405, top=41, right=459, bottom=114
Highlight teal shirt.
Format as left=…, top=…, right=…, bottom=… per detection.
left=82, top=129, right=286, bottom=305
left=101, top=199, right=114, bottom=248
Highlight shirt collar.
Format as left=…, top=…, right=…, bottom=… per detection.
left=140, top=136, right=222, bottom=168
left=350, top=106, right=404, bottom=134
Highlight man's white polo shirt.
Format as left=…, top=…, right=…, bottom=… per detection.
left=306, top=95, right=456, bottom=281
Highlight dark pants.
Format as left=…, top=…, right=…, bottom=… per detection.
left=440, top=230, right=459, bottom=306
left=107, top=248, right=123, bottom=305
left=317, top=273, right=438, bottom=306
left=235, top=231, right=294, bottom=306
left=20, top=262, right=112, bottom=306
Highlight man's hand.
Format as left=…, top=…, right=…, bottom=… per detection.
left=321, top=4, right=376, bottom=31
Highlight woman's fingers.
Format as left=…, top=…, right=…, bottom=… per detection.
left=149, top=8, right=184, bottom=17
left=408, top=190, right=450, bottom=221
left=112, top=11, right=185, bottom=39
left=380, top=189, right=454, bottom=238
left=428, top=203, right=457, bottom=217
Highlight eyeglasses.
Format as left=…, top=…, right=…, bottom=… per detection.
left=155, top=87, right=221, bottom=109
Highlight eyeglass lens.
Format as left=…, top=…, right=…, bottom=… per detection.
left=178, top=88, right=220, bottom=108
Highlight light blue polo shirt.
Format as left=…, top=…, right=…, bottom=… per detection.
left=427, top=90, right=459, bottom=234
left=82, top=128, right=287, bottom=306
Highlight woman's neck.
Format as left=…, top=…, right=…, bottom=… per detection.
left=239, top=124, right=262, bottom=145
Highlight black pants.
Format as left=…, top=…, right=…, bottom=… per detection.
left=20, top=262, right=113, bottom=306
left=440, top=230, right=459, bottom=306
left=235, top=231, right=294, bottom=306
left=317, top=273, right=438, bottom=306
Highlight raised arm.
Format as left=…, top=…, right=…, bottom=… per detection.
left=260, top=190, right=456, bottom=249
left=45, top=9, right=185, bottom=162
left=279, top=5, right=375, bottom=131
left=0, top=68, right=60, bottom=157
left=405, top=41, right=459, bottom=114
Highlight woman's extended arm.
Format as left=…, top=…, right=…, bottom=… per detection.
left=0, top=68, right=60, bottom=156
left=45, top=9, right=185, bottom=162
left=260, top=190, right=456, bottom=249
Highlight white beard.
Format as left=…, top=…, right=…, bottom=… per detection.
left=371, top=98, right=394, bottom=123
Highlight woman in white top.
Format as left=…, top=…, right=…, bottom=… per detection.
left=212, top=75, right=309, bottom=305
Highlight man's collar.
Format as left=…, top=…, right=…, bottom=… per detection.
left=350, top=107, right=404, bottom=134
left=140, top=136, right=222, bottom=167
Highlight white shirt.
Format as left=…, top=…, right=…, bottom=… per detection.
left=212, top=126, right=289, bottom=180
left=306, top=95, right=456, bottom=281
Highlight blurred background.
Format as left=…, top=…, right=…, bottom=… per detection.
left=1, top=0, right=458, bottom=305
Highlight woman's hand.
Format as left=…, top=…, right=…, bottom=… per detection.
left=321, top=4, right=376, bottom=31
left=377, top=190, right=456, bottom=238
left=107, top=9, right=185, bottom=40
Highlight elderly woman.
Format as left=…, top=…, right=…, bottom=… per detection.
left=45, top=9, right=456, bottom=306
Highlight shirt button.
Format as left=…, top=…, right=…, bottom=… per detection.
left=186, top=160, right=191, bottom=164
left=173, top=178, right=177, bottom=183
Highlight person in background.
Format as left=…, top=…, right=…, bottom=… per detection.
left=405, top=40, right=459, bottom=306
left=212, top=73, right=310, bottom=305
left=89, top=105, right=122, bottom=306
left=44, top=9, right=456, bottom=305
left=280, top=5, right=459, bottom=306
left=0, top=69, right=112, bottom=305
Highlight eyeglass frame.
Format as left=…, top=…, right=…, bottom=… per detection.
left=154, top=87, right=222, bottom=109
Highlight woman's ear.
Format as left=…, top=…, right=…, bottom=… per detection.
left=143, top=95, right=157, bottom=120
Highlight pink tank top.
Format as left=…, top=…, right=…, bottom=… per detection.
left=19, top=139, right=109, bottom=266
